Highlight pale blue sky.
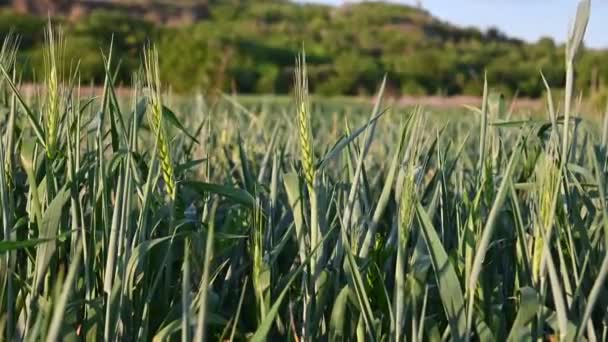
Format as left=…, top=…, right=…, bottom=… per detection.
left=301, top=0, right=608, bottom=49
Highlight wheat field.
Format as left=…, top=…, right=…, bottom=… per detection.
left=1, top=1, right=608, bottom=341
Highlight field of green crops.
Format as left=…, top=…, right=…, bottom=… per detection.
left=1, top=1, right=608, bottom=341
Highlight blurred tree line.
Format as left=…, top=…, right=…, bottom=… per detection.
left=1, top=0, right=607, bottom=98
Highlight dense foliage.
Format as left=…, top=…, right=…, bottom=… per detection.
left=1, top=0, right=607, bottom=98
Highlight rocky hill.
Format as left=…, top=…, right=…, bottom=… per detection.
left=0, top=0, right=605, bottom=98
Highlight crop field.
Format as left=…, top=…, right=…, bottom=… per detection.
left=1, top=1, right=608, bottom=341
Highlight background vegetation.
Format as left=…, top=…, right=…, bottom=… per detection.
left=0, top=0, right=608, bottom=98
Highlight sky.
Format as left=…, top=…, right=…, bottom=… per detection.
left=302, top=0, right=608, bottom=49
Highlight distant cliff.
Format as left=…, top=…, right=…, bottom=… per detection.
left=3, top=0, right=209, bottom=25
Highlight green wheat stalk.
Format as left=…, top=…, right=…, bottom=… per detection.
left=394, top=113, right=424, bottom=339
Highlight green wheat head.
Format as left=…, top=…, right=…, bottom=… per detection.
left=0, top=35, right=17, bottom=186
left=0, top=33, right=17, bottom=93
left=144, top=46, right=176, bottom=201
left=399, top=114, right=424, bottom=244
left=294, top=51, right=315, bottom=191
left=399, top=175, right=417, bottom=245
left=43, top=23, right=64, bottom=160
left=532, top=142, right=560, bottom=284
